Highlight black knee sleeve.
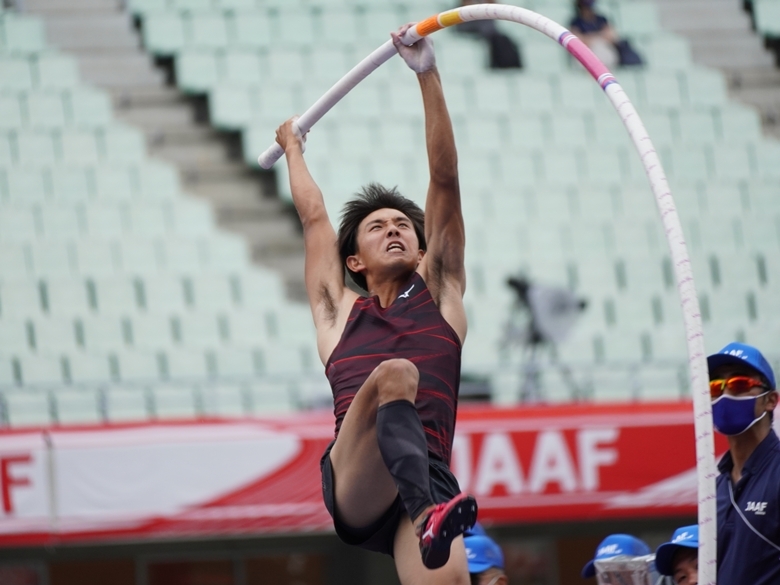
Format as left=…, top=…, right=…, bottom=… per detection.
left=376, top=399, right=434, bottom=522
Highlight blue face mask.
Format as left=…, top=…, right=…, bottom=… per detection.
left=712, top=392, right=769, bottom=436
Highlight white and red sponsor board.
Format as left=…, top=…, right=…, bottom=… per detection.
left=0, top=402, right=727, bottom=547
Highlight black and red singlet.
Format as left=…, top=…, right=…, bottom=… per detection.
left=325, top=272, right=462, bottom=465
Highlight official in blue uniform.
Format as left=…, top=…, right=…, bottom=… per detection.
left=464, top=524, right=507, bottom=585
left=708, top=342, right=780, bottom=585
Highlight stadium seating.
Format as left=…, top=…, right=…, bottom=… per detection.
left=1, top=0, right=779, bottom=424
left=0, top=7, right=326, bottom=428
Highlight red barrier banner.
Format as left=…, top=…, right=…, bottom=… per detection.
left=0, top=402, right=727, bottom=547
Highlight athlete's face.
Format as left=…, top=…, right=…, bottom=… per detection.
left=347, top=208, right=423, bottom=279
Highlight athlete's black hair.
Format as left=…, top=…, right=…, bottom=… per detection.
left=337, top=183, right=426, bottom=291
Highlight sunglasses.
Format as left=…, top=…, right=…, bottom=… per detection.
left=709, top=376, right=768, bottom=399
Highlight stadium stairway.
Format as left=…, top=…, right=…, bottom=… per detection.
left=652, top=0, right=780, bottom=140
left=20, top=0, right=307, bottom=299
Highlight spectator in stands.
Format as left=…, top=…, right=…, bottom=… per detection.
left=581, top=534, right=651, bottom=581
left=456, top=0, right=523, bottom=69
left=708, top=342, right=780, bottom=585
left=569, top=0, right=643, bottom=68
left=464, top=524, right=508, bottom=585
left=655, top=524, right=698, bottom=585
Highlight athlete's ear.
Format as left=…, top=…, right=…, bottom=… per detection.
left=346, top=253, right=365, bottom=274
left=416, top=248, right=425, bottom=265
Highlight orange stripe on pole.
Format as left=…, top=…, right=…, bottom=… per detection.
left=416, top=15, right=443, bottom=36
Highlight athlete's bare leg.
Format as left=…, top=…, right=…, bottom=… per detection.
left=328, top=358, right=423, bottom=528
left=394, top=514, right=470, bottom=585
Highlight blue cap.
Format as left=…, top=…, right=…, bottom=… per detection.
left=581, top=534, right=651, bottom=578
left=707, top=342, right=776, bottom=390
left=655, top=525, right=698, bottom=576
left=464, top=522, right=487, bottom=537
left=464, top=534, right=504, bottom=574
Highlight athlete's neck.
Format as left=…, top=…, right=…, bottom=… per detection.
left=728, top=422, right=771, bottom=483
left=366, top=271, right=417, bottom=308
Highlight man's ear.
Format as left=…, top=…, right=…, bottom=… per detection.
left=346, top=254, right=365, bottom=274
left=765, top=390, right=778, bottom=413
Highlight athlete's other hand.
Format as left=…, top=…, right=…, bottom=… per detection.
left=391, top=23, right=436, bottom=74
left=275, top=116, right=307, bottom=154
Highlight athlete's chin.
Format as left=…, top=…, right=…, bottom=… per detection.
left=379, top=256, right=417, bottom=274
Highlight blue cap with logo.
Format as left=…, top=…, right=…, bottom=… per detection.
left=464, top=525, right=504, bottom=574
left=581, top=534, right=651, bottom=578
left=707, top=342, right=776, bottom=390
left=655, top=525, right=698, bottom=576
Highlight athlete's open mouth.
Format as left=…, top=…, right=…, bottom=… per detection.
left=387, top=242, right=405, bottom=252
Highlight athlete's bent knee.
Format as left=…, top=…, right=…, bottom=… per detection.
left=374, top=359, right=419, bottom=404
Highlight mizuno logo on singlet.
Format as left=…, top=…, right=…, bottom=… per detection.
left=398, top=284, right=415, bottom=299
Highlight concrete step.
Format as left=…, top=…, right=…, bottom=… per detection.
left=116, top=104, right=199, bottom=130
left=189, top=181, right=283, bottom=213
left=690, top=43, right=775, bottom=69
left=150, top=141, right=235, bottom=167
left=109, top=86, right=188, bottom=109
left=36, top=14, right=139, bottom=52
left=75, top=53, right=165, bottom=88
left=23, top=0, right=122, bottom=13
left=655, top=0, right=752, bottom=32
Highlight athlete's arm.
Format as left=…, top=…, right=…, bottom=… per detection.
left=392, top=25, right=467, bottom=341
left=276, top=120, right=355, bottom=355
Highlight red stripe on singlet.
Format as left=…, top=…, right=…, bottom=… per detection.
left=325, top=273, right=461, bottom=464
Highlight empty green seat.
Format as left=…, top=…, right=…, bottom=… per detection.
left=638, top=34, right=691, bottom=70
left=175, top=49, right=219, bottom=93
left=104, top=387, right=150, bottom=422
left=677, top=109, right=717, bottom=145
left=615, top=2, right=660, bottom=37
left=94, top=166, right=135, bottom=199
left=3, top=390, right=52, bottom=427
left=218, top=50, right=261, bottom=86
left=209, top=86, right=253, bottom=130
left=16, top=130, right=57, bottom=164
left=6, top=168, right=47, bottom=200
left=34, top=53, right=80, bottom=89
left=230, top=10, right=273, bottom=48
left=55, top=387, right=103, bottom=424
left=202, top=383, right=248, bottom=416
left=642, top=71, right=683, bottom=108
left=137, top=160, right=181, bottom=197
left=717, top=104, right=763, bottom=143
left=0, top=57, right=33, bottom=91
left=15, top=354, right=66, bottom=386
left=61, top=130, right=101, bottom=164
left=711, top=145, right=754, bottom=181
left=143, top=13, right=186, bottom=56
left=1, top=14, right=46, bottom=55
left=67, top=87, right=114, bottom=128
left=127, top=0, right=170, bottom=17
left=102, top=125, right=146, bottom=162
left=26, top=92, right=67, bottom=129
left=0, top=95, right=22, bottom=129
left=755, top=142, right=780, bottom=180
left=755, top=0, right=780, bottom=37
left=683, top=68, right=727, bottom=107
left=188, top=12, right=229, bottom=49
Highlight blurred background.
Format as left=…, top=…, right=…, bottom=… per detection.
left=0, top=0, right=778, bottom=583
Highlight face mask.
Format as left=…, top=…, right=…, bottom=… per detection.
left=712, top=392, right=769, bottom=436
